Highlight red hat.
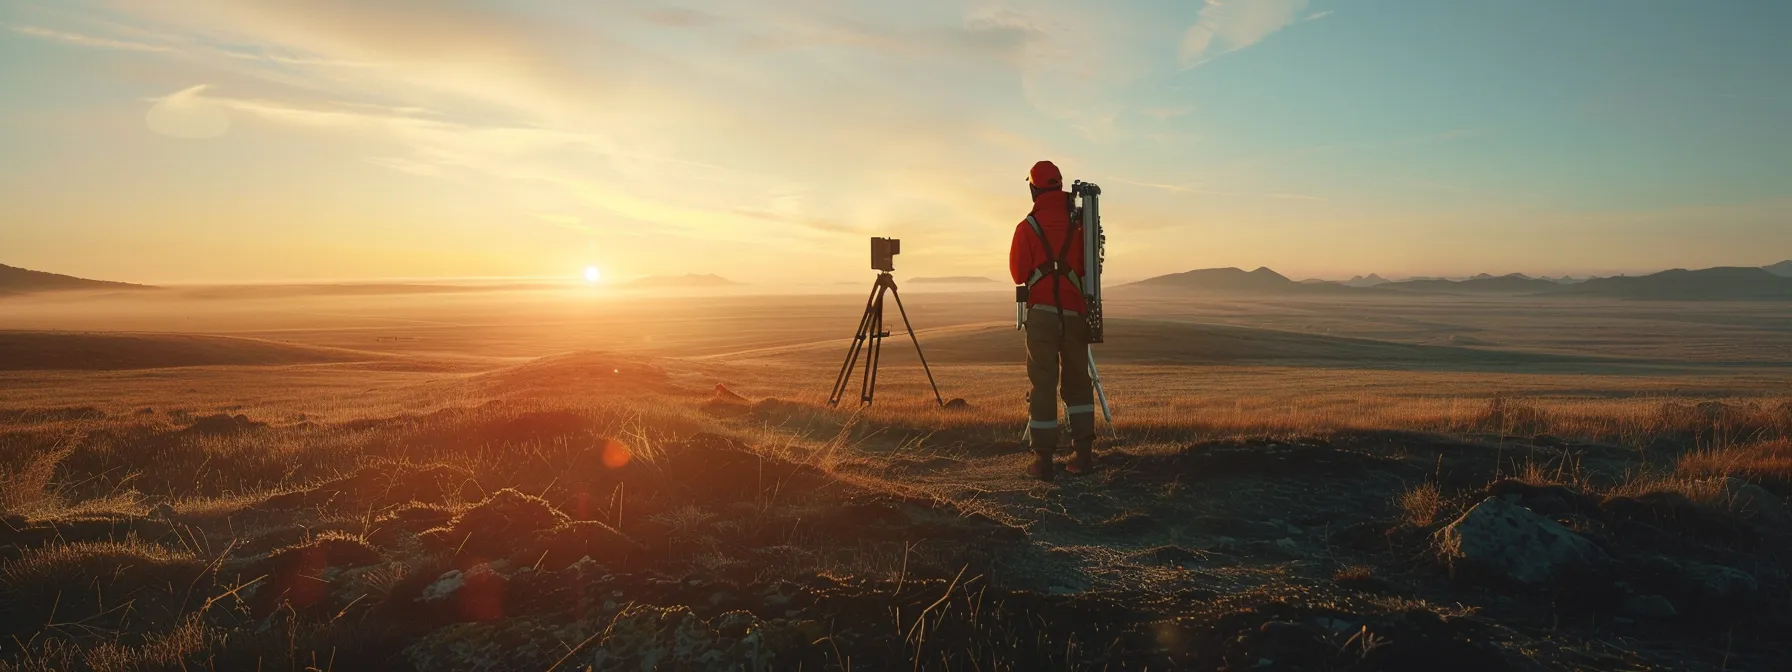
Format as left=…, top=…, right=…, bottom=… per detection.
left=1027, top=160, right=1062, bottom=189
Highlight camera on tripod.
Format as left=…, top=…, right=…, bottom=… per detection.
left=870, top=237, right=900, bottom=272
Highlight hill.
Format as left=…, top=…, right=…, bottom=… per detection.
left=0, top=331, right=379, bottom=370
left=1119, top=267, right=1348, bottom=294
left=1547, top=267, right=1792, bottom=300
left=1764, top=260, right=1792, bottom=278
left=627, top=274, right=738, bottom=288
left=0, top=264, right=149, bottom=294
left=1381, top=273, right=1561, bottom=295
left=1344, top=273, right=1389, bottom=287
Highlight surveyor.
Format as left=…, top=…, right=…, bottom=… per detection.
left=1009, top=160, right=1096, bottom=481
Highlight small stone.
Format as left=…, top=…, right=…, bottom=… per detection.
left=422, top=570, right=465, bottom=603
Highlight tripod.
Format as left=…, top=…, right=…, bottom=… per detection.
left=829, top=272, right=944, bottom=407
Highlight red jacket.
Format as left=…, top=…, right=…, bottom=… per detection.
left=1009, top=190, right=1088, bottom=313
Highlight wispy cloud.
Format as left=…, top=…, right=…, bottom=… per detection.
left=1180, top=0, right=1309, bottom=68
left=1306, top=10, right=1335, bottom=22
left=8, top=23, right=173, bottom=52
left=1111, top=177, right=1324, bottom=202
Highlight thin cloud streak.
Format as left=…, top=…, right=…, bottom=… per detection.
left=8, top=23, right=173, bottom=52
left=1180, top=0, right=1309, bottom=68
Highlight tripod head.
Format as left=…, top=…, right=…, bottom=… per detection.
left=870, top=237, right=900, bottom=272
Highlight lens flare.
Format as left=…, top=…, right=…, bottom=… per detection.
left=602, top=438, right=630, bottom=469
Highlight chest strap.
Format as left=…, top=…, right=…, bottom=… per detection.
left=1023, top=215, right=1084, bottom=293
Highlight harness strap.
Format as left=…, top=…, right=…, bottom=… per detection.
left=1022, top=215, right=1084, bottom=293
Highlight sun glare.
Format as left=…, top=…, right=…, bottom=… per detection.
left=583, top=266, right=601, bottom=283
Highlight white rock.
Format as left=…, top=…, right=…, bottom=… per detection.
left=1434, top=496, right=1609, bottom=585
left=422, top=570, right=465, bottom=602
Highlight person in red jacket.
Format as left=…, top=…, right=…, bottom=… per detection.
left=1009, top=160, right=1096, bottom=481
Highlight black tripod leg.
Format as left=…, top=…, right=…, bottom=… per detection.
left=861, top=284, right=886, bottom=405
left=830, top=281, right=882, bottom=406
left=887, top=284, right=945, bottom=407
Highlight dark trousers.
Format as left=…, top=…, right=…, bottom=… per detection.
left=1025, top=307, right=1096, bottom=453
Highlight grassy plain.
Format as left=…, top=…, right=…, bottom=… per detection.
left=2, top=284, right=1790, bottom=670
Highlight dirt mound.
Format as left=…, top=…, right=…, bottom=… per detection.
left=421, top=489, right=570, bottom=559
left=185, top=413, right=267, bottom=435
left=0, top=541, right=210, bottom=643
left=0, top=331, right=373, bottom=370
left=259, top=462, right=481, bottom=513
left=521, top=520, right=643, bottom=571
left=241, top=533, right=384, bottom=616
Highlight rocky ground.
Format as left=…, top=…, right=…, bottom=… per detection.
left=3, top=356, right=1790, bottom=670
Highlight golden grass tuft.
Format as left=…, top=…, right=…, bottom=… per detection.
left=1395, top=482, right=1444, bottom=528
left=0, top=445, right=72, bottom=517
left=1677, top=439, right=1792, bottom=487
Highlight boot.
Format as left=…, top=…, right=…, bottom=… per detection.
left=1026, top=426, right=1058, bottom=482
left=1066, top=438, right=1095, bottom=475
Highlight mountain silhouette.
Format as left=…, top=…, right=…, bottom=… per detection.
left=1381, top=274, right=1560, bottom=295
left=0, top=264, right=149, bottom=294
left=1344, top=273, right=1389, bottom=287
left=1547, top=267, right=1792, bottom=300
left=1121, top=267, right=1355, bottom=294
left=1764, top=260, right=1792, bottom=278
left=1123, top=264, right=1792, bottom=300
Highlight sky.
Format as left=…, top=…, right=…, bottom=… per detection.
left=1, top=0, right=1788, bottom=284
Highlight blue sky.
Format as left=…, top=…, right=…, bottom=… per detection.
left=1, top=0, right=1788, bottom=283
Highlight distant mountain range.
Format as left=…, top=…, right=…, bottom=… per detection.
left=1123, top=261, right=1792, bottom=300
left=0, top=264, right=149, bottom=294
left=909, top=276, right=997, bottom=284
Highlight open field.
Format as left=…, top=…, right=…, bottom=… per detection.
left=4, top=285, right=1792, bottom=670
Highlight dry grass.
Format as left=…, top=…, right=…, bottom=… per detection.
left=0, top=445, right=71, bottom=517
left=1395, top=482, right=1444, bottom=528
left=1678, top=439, right=1792, bottom=487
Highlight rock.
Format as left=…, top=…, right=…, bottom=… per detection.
left=1720, top=478, right=1791, bottom=527
left=422, top=570, right=467, bottom=603
left=1620, top=594, right=1677, bottom=619
left=1434, top=497, right=1610, bottom=586
left=1684, top=562, right=1758, bottom=601
left=421, top=563, right=510, bottom=622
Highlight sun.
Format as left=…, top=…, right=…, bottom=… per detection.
left=583, top=266, right=601, bottom=283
